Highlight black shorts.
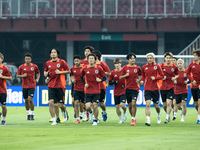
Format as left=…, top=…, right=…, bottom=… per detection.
left=23, top=88, right=35, bottom=99
left=0, top=93, right=7, bottom=105
left=160, top=88, right=174, bottom=103
left=125, top=89, right=138, bottom=104
left=114, top=94, right=126, bottom=105
left=74, top=90, right=85, bottom=103
left=191, top=88, right=200, bottom=102
left=144, top=90, right=159, bottom=104
left=48, top=88, right=65, bottom=103
left=99, top=89, right=106, bottom=102
left=85, top=94, right=100, bottom=103
left=174, top=93, right=188, bottom=104
left=71, top=83, right=74, bottom=98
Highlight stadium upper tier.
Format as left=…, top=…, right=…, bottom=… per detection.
left=0, top=0, right=199, bottom=18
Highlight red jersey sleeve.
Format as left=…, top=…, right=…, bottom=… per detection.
left=44, top=62, right=49, bottom=72
left=99, top=66, right=106, bottom=78
left=138, top=66, right=142, bottom=76
left=62, top=60, right=70, bottom=71
left=5, top=67, right=11, bottom=77
left=71, top=66, right=74, bottom=76
left=155, top=64, right=164, bottom=80
left=174, top=65, right=179, bottom=75
left=187, top=63, right=193, bottom=81
left=121, top=66, right=126, bottom=75
left=17, top=65, right=23, bottom=75
left=141, top=66, right=146, bottom=81
left=81, top=67, right=86, bottom=77
left=101, top=62, right=110, bottom=73
left=109, top=71, right=114, bottom=81
left=35, top=65, right=40, bottom=74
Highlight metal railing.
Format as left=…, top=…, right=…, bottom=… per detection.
left=0, top=0, right=199, bottom=19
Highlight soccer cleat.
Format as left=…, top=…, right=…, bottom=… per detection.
left=51, top=122, right=57, bottom=125
left=56, top=118, right=61, bottom=123
left=49, top=118, right=53, bottom=122
left=118, top=120, right=124, bottom=124
left=145, top=120, right=151, bottom=126
left=180, top=119, right=184, bottom=122
left=92, top=121, right=97, bottom=126
left=80, top=116, right=83, bottom=120
left=75, top=120, right=80, bottom=124
left=123, top=111, right=127, bottom=121
left=131, top=119, right=137, bottom=126
left=102, top=113, right=107, bottom=122
left=30, top=115, right=34, bottom=120
left=64, top=110, right=69, bottom=122
left=196, top=119, right=200, bottom=124
left=172, top=117, right=176, bottom=121
left=1, top=120, right=5, bottom=125
left=60, top=117, right=64, bottom=123
left=157, top=115, right=161, bottom=124
left=27, top=115, right=31, bottom=120
left=164, top=118, right=169, bottom=124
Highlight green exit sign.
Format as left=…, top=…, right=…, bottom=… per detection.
left=90, top=34, right=123, bottom=41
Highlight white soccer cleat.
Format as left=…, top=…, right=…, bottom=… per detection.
left=118, top=120, right=124, bottom=124
left=180, top=119, right=184, bottom=122
left=145, top=120, right=151, bottom=126
left=92, top=122, right=97, bottom=126
left=157, top=114, right=161, bottom=124
left=51, top=122, right=57, bottom=125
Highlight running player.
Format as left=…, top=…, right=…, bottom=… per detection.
left=140, top=53, right=164, bottom=126
left=17, top=53, right=40, bottom=120
left=81, top=53, right=106, bottom=126
left=81, top=46, right=94, bottom=66
left=44, top=48, right=70, bottom=125
left=92, top=50, right=111, bottom=122
left=173, top=59, right=188, bottom=122
left=187, top=49, right=200, bottom=124
left=71, top=55, right=85, bottom=124
left=119, top=53, right=142, bottom=126
left=0, top=53, right=12, bottom=125
left=109, top=58, right=127, bottom=124
left=160, top=52, right=179, bottom=124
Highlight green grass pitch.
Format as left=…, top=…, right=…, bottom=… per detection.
left=0, top=107, right=199, bottom=150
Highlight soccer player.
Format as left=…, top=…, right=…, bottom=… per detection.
left=71, top=55, right=85, bottom=124
left=17, top=53, right=40, bottom=120
left=160, top=52, right=179, bottom=124
left=81, top=53, right=106, bottom=126
left=44, top=48, right=70, bottom=125
left=171, top=57, right=178, bottom=65
left=173, top=59, right=188, bottom=122
left=119, top=53, right=142, bottom=126
left=109, top=58, right=127, bottom=124
left=187, top=49, right=200, bottom=124
left=0, top=53, right=12, bottom=125
left=140, top=53, right=164, bottom=126
left=81, top=46, right=94, bottom=66
left=92, top=50, right=111, bottom=122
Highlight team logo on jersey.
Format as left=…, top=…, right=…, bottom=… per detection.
left=74, top=70, right=76, bottom=73
left=87, top=71, right=90, bottom=74
left=184, top=73, right=187, bottom=77
left=57, top=63, right=60, bottom=68
left=163, top=69, right=166, bottom=71
left=127, top=70, right=130, bottom=72
left=134, top=69, right=137, bottom=73
left=24, top=68, right=26, bottom=70
left=171, top=68, right=175, bottom=72
left=48, top=65, right=51, bottom=68
left=154, top=66, right=157, bottom=70
left=31, top=67, right=34, bottom=71
left=192, top=66, right=195, bottom=68
left=145, top=67, right=148, bottom=70
left=0, top=70, right=3, bottom=74
left=114, top=75, right=117, bottom=77
left=95, top=70, right=99, bottom=74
